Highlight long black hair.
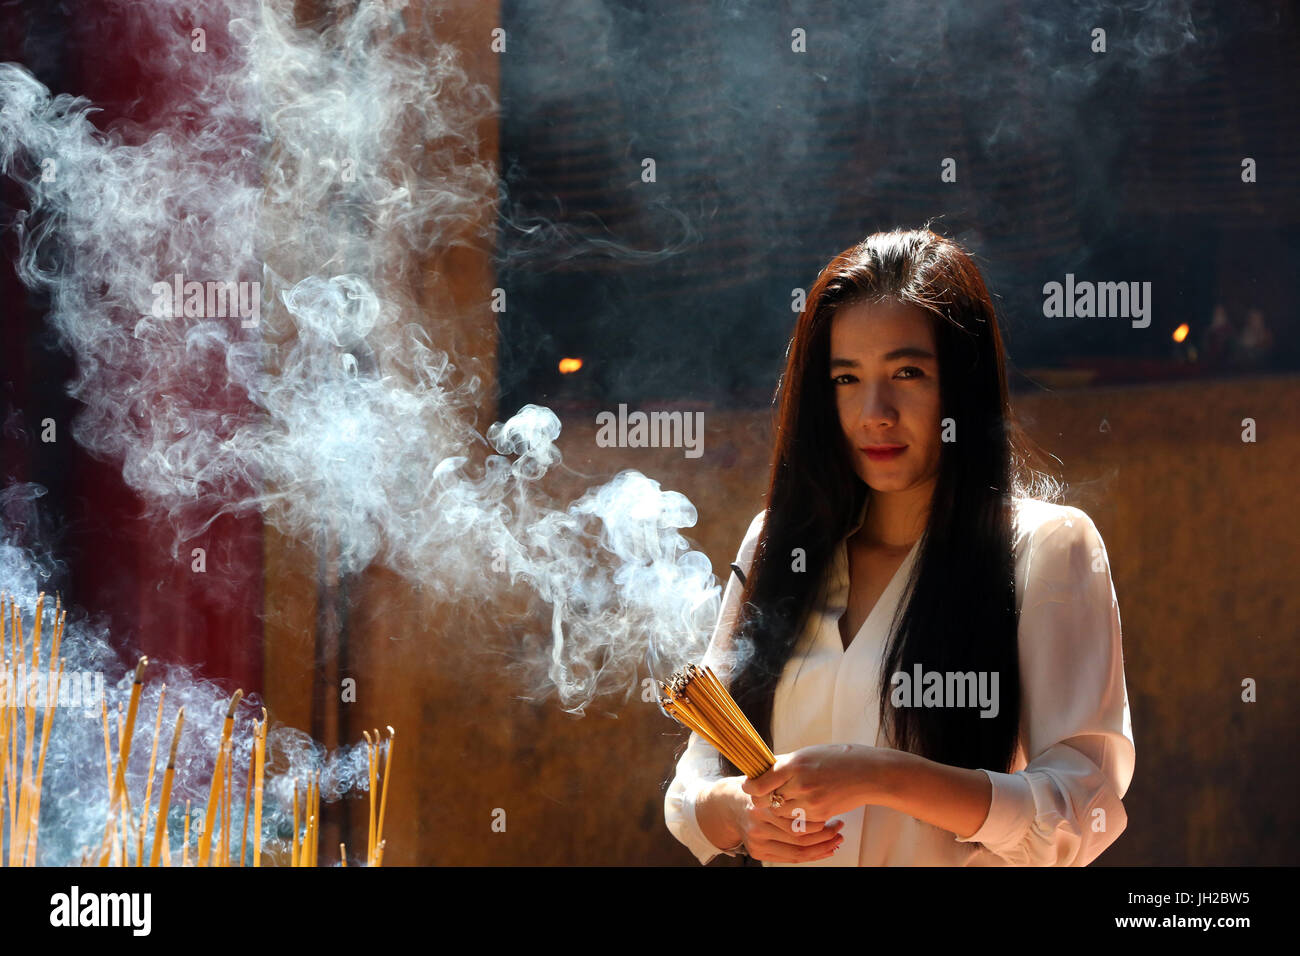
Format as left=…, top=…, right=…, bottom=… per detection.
left=720, top=225, right=1059, bottom=775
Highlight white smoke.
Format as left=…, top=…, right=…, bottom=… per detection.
left=0, top=0, right=723, bottom=714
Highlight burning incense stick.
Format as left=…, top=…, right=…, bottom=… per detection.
left=291, top=778, right=300, bottom=868
left=12, top=595, right=38, bottom=866
left=312, top=771, right=321, bottom=868
left=238, top=740, right=253, bottom=867
left=149, top=708, right=184, bottom=867
left=142, top=684, right=166, bottom=839
left=221, top=736, right=233, bottom=866
left=304, top=774, right=316, bottom=868
left=197, top=689, right=241, bottom=867
left=98, top=657, right=148, bottom=866
left=252, top=709, right=266, bottom=867
left=375, top=726, right=394, bottom=866
left=364, top=729, right=377, bottom=865
left=659, top=663, right=776, bottom=780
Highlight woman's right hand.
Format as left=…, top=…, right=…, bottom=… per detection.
left=696, top=775, right=846, bottom=863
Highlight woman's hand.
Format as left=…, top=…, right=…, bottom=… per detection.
left=742, top=743, right=883, bottom=822
left=696, top=775, right=846, bottom=863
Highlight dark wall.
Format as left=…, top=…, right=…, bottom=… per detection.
left=497, top=0, right=1300, bottom=409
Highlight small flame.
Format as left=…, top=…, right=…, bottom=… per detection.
left=558, top=357, right=583, bottom=374
left=1172, top=323, right=1189, bottom=343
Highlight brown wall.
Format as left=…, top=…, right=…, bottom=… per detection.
left=264, top=372, right=1299, bottom=865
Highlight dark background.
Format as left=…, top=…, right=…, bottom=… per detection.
left=495, top=0, right=1299, bottom=409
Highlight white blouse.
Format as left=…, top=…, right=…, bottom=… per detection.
left=664, top=495, right=1136, bottom=866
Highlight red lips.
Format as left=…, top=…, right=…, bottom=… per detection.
left=861, top=444, right=906, bottom=461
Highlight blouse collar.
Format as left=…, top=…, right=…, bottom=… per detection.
left=821, top=493, right=924, bottom=643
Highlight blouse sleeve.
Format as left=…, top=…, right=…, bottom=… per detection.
left=954, top=507, right=1137, bottom=866
left=663, top=510, right=765, bottom=864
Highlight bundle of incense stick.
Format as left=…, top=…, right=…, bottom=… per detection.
left=93, top=677, right=265, bottom=868
left=0, top=591, right=67, bottom=867
left=658, top=663, right=775, bottom=778
left=360, top=726, right=395, bottom=867
left=288, top=726, right=393, bottom=867
left=1, top=591, right=397, bottom=867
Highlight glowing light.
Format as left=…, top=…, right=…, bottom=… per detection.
left=1172, top=323, right=1189, bottom=343
left=558, top=357, right=583, bottom=374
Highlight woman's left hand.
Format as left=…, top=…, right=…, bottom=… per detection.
left=742, top=743, right=888, bottom=822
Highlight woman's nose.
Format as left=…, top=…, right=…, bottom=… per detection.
left=859, top=385, right=897, bottom=426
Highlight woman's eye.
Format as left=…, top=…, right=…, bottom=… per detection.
left=833, top=369, right=924, bottom=385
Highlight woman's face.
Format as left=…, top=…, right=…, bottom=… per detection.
left=828, top=300, right=942, bottom=494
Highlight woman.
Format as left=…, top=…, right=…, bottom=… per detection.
left=664, top=226, right=1135, bottom=866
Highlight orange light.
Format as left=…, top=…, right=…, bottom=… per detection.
left=1172, top=323, right=1189, bottom=343
left=558, top=357, right=583, bottom=374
